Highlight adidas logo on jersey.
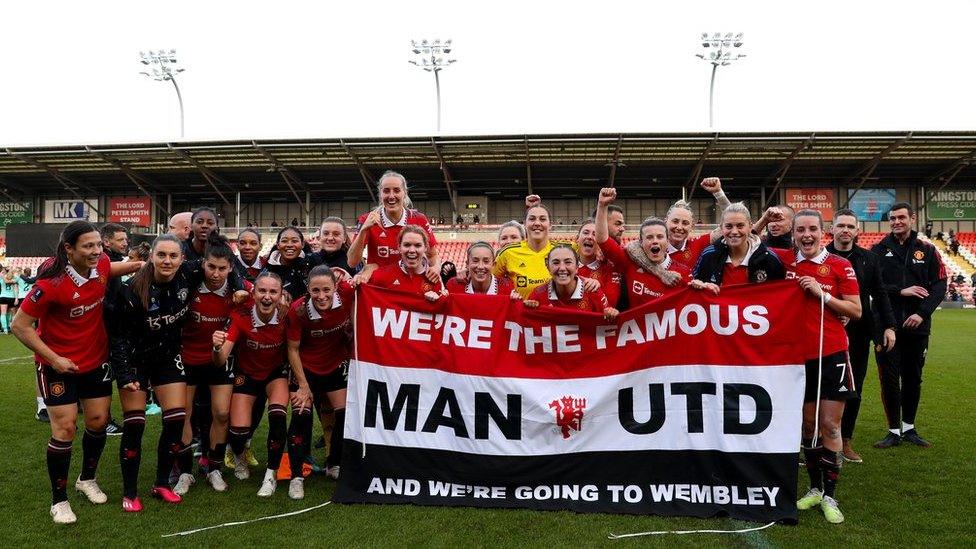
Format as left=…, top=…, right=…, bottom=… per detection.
left=393, top=280, right=401, bottom=285
left=885, top=251, right=894, bottom=257
left=72, top=292, right=80, bottom=300
left=519, top=262, right=526, bottom=268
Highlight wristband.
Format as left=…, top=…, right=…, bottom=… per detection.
left=822, top=293, right=832, bottom=304
left=212, top=345, right=222, bottom=353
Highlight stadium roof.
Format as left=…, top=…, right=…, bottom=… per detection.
left=0, top=132, right=973, bottom=212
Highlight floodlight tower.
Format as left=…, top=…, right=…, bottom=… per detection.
left=139, top=49, right=186, bottom=138
left=409, top=39, right=456, bottom=132
left=695, top=33, right=745, bottom=128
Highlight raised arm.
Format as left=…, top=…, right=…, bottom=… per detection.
left=347, top=209, right=381, bottom=266
left=594, top=187, right=616, bottom=244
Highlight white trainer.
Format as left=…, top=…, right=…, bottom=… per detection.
left=257, top=469, right=277, bottom=497
left=325, top=465, right=340, bottom=480
left=206, top=469, right=228, bottom=492
left=74, top=477, right=108, bottom=504
left=234, top=454, right=250, bottom=480
left=50, top=501, right=77, bottom=524
left=173, top=473, right=195, bottom=496
left=288, top=477, right=305, bottom=500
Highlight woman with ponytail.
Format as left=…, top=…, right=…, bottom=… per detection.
left=283, top=265, right=354, bottom=498
left=11, top=221, right=141, bottom=524
left=110, top=233, right=246, bottom=512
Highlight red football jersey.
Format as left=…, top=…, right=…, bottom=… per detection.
left=578, top=257, right=622, bottom=308
left=668, top=233, right=711, bottom=267
left=356, top=208, right=438, bottom=267
left=181, top=280, right=252, bottom=366
left=527, top=279, right=609, bottom=313
left=285, top=282, right=354, bottom=375
left=20, top=254, right=112, bottom=373
left=445, top=276, right=514, bottom=295
left=369, top=262, right=445, bottom=295
left=226, top=305, right=287, bottom=380
left=600, top=238, right=691, bottom=306
left=774, top=248, right=860, bottom=358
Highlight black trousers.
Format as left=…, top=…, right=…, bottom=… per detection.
left=876, top=330, right=929, bottom=430
left=840, top=329, right=871, bottom=440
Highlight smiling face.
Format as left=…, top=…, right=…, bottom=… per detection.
left=319, top=222, right=346, bottom=253
left=576, top=223, right=597, bottom=260
left=192, top=210, right=217, bottom=242
left=104, top=230, right=128, bottom=255
left=399, top=231, right=427, bottom=270
left=497, top=226, right=523, bottom=248
left=546, top=247, right=578, bottom=287
left=467, top=246, right=494, bottom=284
left=276, top=229, right=303, bottom=261
left=722, top=212, right=751, bottom=250
left=525, top=207, right=551, bottom=242
left=831, top=214, right=859, bottom=247
left=640, top=224, right=669, bottom=262
left=666, top=208, right=693, bottom=247
left=253, top=276, right=282, bottom=315
left=308, top=275, right=336, bottom=312
left=237, top=232, right=260, bottom=263
left=888, top=207, right=915, bottom=239
left=152, top=240, right=184, bottom=280
left=66, top=231, right=103, bottom=271
left=380, top=176, right=406, bottom=216
left=203, top=256, right=231, bottom=290
left=793, top=214, right=823, bottom=258
left=308, top=230, right=320, bottom=252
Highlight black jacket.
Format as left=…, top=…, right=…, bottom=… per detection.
left=110, top=259, right=242, bottom=386
left=870, top=231, right=947, bottom=335
left=693, top=239, right=786, bottom=285
left=103, top=248, right=125, bottom=320
left=262, top=252, right=311, bottom=300
left=826, top=242, right=897, bottom=344
left=763, top=231, right=793, bottom=250
left=307, top=248, right=360, bottom=277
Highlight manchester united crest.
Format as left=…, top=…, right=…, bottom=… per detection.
left=817, top=265, right=830, bottom=276
left=549, top=395, right=586, bottom=439
left=913, top=250, right=924, bottom=261
left=50, top=381, right=65, bottom=397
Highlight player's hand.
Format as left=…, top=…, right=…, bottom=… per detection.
left=902, top=313, right=924, bottom=329
left=509, top=290, right=522, bottom=301
left=424, top=263, right=441, bottom=284
left=700, top=177, right=722, bottom=194
left=291, top=384, right=313, bottom=409
left=122, top=381, right=141, bottom=392
left=761, top=207, right=784, bottom=223
left=900, top=286, right=929, bottom=299
left=232, top=290, right=249, bottom=304
left=603, top=307, right=619, bottom=321
left=525, top=195, right=541, bottom=209
left=598, top=187, right=616, bottom=206
left=523, top=299, right=539, bottom=308
left=212, top=330, right=227, bottom=348
left=656, top=269, right=683, bottom=287
left=582, top=277, right=601, bottom=292
left=839, top=315, right=850, bottom=326
left=51, top=356, right=79, bottom=374
left=352, top=266, right=376, bottom=287
left=689, top=279, right=720, bottom=295
left=798, top=276, right=823, bottom=298
left=424, top=291, right=441, bottom=302
left=883, top=328, right=896, bottom=351
left=360, top=209, right=381, bottom=230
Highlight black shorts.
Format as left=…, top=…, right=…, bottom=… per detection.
left=184, top=355, right=236, bottom=387
left=129, top=354, right=187, bottom=391
left=289, top=361, right=349, bottom=401
left=805, top=351, right=855, bottom=402
left=232, top=364, right=290, bottom=396
left=0, top=297, right=16, bottom=306
left=36, top=362, right=113, bottom=406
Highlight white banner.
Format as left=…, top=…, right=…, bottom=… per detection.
left=44, top=199, right=99, bottom=223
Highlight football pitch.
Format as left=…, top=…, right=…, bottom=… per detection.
left=1, top=310, right=973, bottom=548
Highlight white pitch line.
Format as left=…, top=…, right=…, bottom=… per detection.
left=161, top=501, right=331, bottom=538
left=0, top=354, right=32, bottom=363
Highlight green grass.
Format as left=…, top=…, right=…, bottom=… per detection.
left=2, top=310, right=975, bottom=548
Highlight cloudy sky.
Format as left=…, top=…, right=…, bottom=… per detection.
left=1, top=0, right=973, bottom=146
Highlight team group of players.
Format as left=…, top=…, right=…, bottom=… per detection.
left=16, top=171, right=945, bottom=526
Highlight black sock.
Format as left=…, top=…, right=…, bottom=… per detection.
left=327, top=408, right=345, bottom=468
left=820, top=447, right=841, bottom=498
left=228, top=426, right=249, bottom=456
left=288, top=410, right=313, bottom=478
left=249, top=391, right=267, bottom=438
left=209, top=442, right=227, bottom=471
left=177, top=442, right=194, bottom=475
left=266, top=404, right=287, bottom=470
left=120, top=410, right=146, bottom=499
left=80, top=427, right=107, bottom=481
left=47, top=438, right=72, bottom=504
left=802, top=439, right=823, bottom=491
left=156, top=408, right=186, bottom=488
